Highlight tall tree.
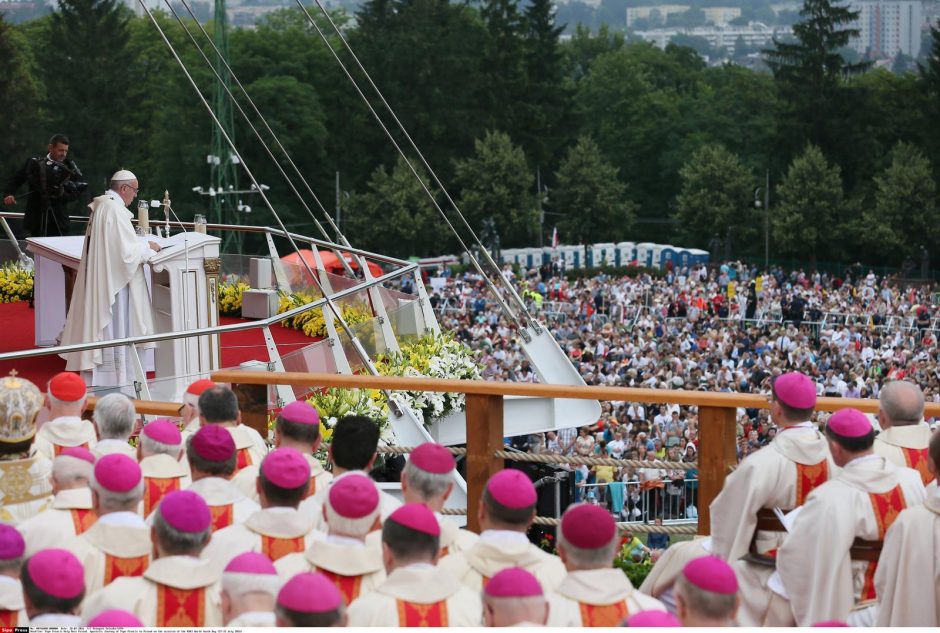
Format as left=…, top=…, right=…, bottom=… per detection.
left=919, top=21, right=940, bottom=182
left=454, top=130, right=536, bottom=248
left=552, top=135, right=636, bottom=244
left=0, top=13, right=44, bottom=185
left=674, top=144, right=757, bottom=252
left=772, top=145, right=845, bottom=265
left=563, top=23, right=623, bottom=82
left=480, top=0, right=526, bottom=133
left=763, top=0, right=868, bottom=161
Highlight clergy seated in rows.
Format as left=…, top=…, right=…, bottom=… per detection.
left=875, top=429, right=940, bottom=627
left=0, top=375, right=53, bottom=525
left=709, top=371, right=833, bottom=626
left=401, top=442, right=478, bottom=558
left=186, top=425, right=259, bottom=532
left=347, top=504, right=482, bottom=626
left=674, top=556, right=740, bottom=627
left=82, top=490, right=223, bottom=626
left=276, top=473, right=384, bottom=603
left=137, top=420, right=190, bottom=517
left=275, top=571, right=346, bottom=627
left=439, top=469, right=566, bottom=592
left=0, top=525, right=28, bottom=626
left=23, top=549, right=85, bottom=627
left=639, top=537, right=712, bottom=614
left=548, top=503, right=664, bottom=626
left=19, top=447, right=96, bottom=556
left=874, top=380, right=935, bottom=486
left=198, top=386, right=267, bottom=474
left=777, top=407, right=927, bottom=626
left=303, top=415, right=400, bottom=528
left=221, top=552, right=280, bottom=627
left=202, top=448, right=320, bottom=572
left=482, top=567, right=549, bottom=627
left=34, top=372, right=96, bottom=460
left=74, top=454, right=149, bottom=595
left=91, top=394, right=137, bottom=461
left=234, top=400, right=332, bottom=504
left=180, top=379, right=215, bottom=438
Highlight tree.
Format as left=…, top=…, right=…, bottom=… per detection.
left=763, top=0, right=869, bottom=160
left=772, top=145, right=845, bottom=264
left=675, top=144, right=757, bottom=251
left=563, top=23, right=624, bottom=81
left=858, top=142, right=937, bottom=264
left=0, top=13, right=44, bottom=187
left=552, top=135, right=636, bottom=244
left=919, top=21, right=940, bottom=182
left=345, top=157, right=446, bottom=258
left=453, top=131, right=536, bottom=248
left=480, top=0, right=526, bottom=133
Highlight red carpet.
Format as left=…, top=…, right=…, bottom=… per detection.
left=0, top=300, right=316, bottom=389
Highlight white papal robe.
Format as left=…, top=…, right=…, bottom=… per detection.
left=438, top=530, right=567, bottom=592
left=73, top=512, right=152, bottom=595
left=639, top=537, right=712, bottom=614
left=233, top=452, right=332, bottom=504
left=201, top=507, right=323, bottom=573
left=873, top=423, right=935, bottom=486
left=81, top=555, right=223, bottom=627
left=186, top=476, right=260, bottom=532
left=34, top=416, right=98, bottom=460
left=275, top=535, right=386, bottom=604
left=0, top=451, right=53, bottom=525
left=60, top=190, right=156, bottom=387
left=547, top=568, right=665, bottom=626
left=0, top=577, right=28, bottom=626
left=777, top=455, right=926, bottom=626
left=346, top=564, right=483, bottom=627
left=18, top=487, right=95, bottom=556
left=874, top=483, right=940, bottom=626
left=300, top=469, right=401, bottom=529
left=709, top=422, right=834, bottom=626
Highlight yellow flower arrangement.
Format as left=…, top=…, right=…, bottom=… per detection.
left=218, top=281, right=250, bottom=316
left=0, top=263, right=34, bottom=303
left=278, top=292, right=373, bottom=339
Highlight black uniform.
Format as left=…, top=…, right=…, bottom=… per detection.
left=4, top=154, right=84, bottom=237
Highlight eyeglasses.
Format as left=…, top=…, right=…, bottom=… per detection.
left=123, top=184, right=140, bottom=194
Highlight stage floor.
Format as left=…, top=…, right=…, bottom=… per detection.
left=0, top=300, right=315, bottom=392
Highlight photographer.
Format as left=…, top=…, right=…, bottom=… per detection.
left=3, top=134, right=87, bottom=237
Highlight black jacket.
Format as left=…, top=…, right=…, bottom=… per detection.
left=4, top=154, right=84, bottom=237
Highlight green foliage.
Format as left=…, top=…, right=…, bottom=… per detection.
left=552, top=135, right=636, bottom=244
left=613, top=554, right=654, bottom=588
left=0, top=14, right=44, bottom=182
left=453, top=131, right=537, bottom=248
left=675, top=144, right=757, bottom=251
left=773, top=145, right=845, bottom=262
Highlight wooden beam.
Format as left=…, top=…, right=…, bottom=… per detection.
left=465, top=393, right=504, bottom=534
left=696, top=405, right=738, bottom=535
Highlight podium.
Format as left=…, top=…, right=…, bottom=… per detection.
left=148, top=231, right=222, bottom=401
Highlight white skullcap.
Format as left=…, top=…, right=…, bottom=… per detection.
left=111, top=169, right=136, bottom=182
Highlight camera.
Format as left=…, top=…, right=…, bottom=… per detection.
left=62, top=180, right=88, bottom=194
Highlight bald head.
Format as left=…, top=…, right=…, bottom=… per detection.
left=879, top=381, right=925, bottom=428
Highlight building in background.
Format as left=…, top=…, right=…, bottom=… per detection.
left=849, top=0, right=924, bottom=58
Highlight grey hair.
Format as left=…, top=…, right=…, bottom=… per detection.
left=93, top=393, right=136, bottom=440
left=52, top=454, right=93, bottom=487
left=879, top=380, right=925, bottom=426
left=402, top=461, right=452, bottom=500
left=91, top=472, right=144, bottom=511
left=675, top=574, right=738, bottom=621
left=0, top=557, right=23, bottom=575
left=222, top=571, right=282, bottom=599
left=154, top=508, right=210, bottom=556
left=557, top=531, right=618, bottom=570
left=46, top=390, right=84, bottom=408
left=140, top=434, right=181, bottom=458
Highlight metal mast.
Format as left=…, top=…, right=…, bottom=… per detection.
left=210, top=0, right=241, bottom=253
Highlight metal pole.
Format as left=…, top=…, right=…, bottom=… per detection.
left=537, top=166, right=544, bottom=249
left=335, top=171, right=341, bottom=240
left=764, top=169, right=770, bottom=270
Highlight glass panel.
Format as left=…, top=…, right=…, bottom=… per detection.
left=280, top=339, right=338, bottom=399
left=337, top=316, right=387, bottom=370
left=385, top=299, right=426, bottom=344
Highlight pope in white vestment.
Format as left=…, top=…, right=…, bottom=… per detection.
left=59, top=171, right=161, bottom=389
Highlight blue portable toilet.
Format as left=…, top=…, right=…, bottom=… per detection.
left=591, top=242, right=616, bottom=268
left=660, top=246, right=679, bottom=269
left=689, top=248, right=709, bottom=265
left=616, top=242, right=636, bottom=267
left=635, top=243, right=654, bottom=268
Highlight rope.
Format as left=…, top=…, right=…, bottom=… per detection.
left=376, top=445, right=695, bottom=470
left=378, top=446, right=467, bottom=457
left=437, top=508, right=699, bottom=535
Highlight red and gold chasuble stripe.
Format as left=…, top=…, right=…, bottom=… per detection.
left=143, top=477, right=181, bottom=517
left=235, top=448, right=252, bottom=472
left=795, top=461, right=829, bottom=505
left=0, top=609, right=18, bottom=626
left=209, top=504, right=234, bottom=532
left=304, top=477, right=317, bottom=499
left=901, top=447, right=933, bottom=486
left=579, top=601, right=629, bottom=627
left=860, top=485, right=907, bottom=602
left=395, top=600, right=449, bottom=627
left=261, top=534, right=305, bottom=561
left=156, top=585, right=205, bottom=627
left=439, top=546, right=450, bottom=557
left=104, top=554, right=149, bottom=585
left=70, top=508, right=96, bottom=534
left=315, top=568, right=364, bottom=604
left=53, top=442, right=89, bottom=457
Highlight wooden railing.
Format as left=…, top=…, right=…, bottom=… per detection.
left=203, top=371, right=940, bottom=534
